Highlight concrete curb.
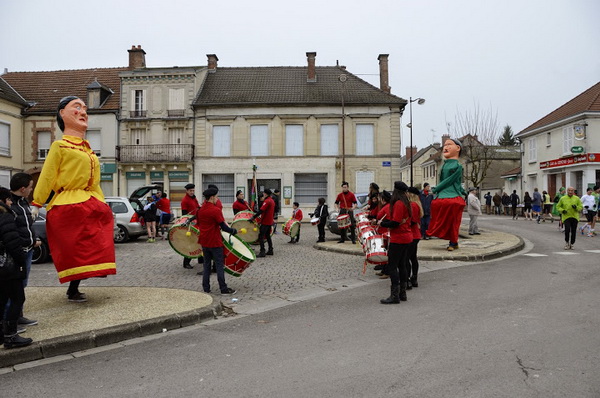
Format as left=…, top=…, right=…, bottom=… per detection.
left=0, top=302, right=222, bottom=369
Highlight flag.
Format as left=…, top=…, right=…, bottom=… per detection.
left=250, top=164, right=258, bottom=211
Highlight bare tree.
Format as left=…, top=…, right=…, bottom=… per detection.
left=446, top=103, right=501, bottom=189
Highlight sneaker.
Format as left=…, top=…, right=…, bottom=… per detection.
left=147, top=238, right=153, bottom=243
left=68, top=292, right=88, bottom=303
left=580, top=227, right=585, bottom=235
left=337, top=240, right=345, bottom=244
left=17, top=317, right=38, bottom=327
left=564, top=243, right=570, bottom=250
left=569, top=244, right=574, bottom=250
left=17, top=326, right=26, bottom=334
left=221, top=288, right=236, bottom=295
left=587, top=233, right=594, bottom=238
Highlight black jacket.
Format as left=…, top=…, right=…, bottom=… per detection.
left=0, top=202, right=28, bottom=281
left=10, top=192, right=37, bottom=250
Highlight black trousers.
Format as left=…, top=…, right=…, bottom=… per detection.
left=0, top=279, right=25, bottom=323
left=387, top=242, right=409, bottom=287
left=564, top=218, right=578, bottom=244
left=407, top=239, right=420, bottom=279
left=259, top=224, right=273, bottom=252
left=317, top=218, right=326, bottom=240
left=340, top=210, right=356, bottom=242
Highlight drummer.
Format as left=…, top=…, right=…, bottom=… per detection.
left=310, top=198, right=329, bottom=243
left=289, top=202, right=303, bottom=244
left=335, top=181, right=357, bottom=244
left=250, top=189, right=275, bottom=257
left=180, top=183, right=202, bottom=271
left=232, top=190, right=250, bottom=215
left=196, top=187, right=237, bottom=295
left=373, top=190, right=391, bottom=277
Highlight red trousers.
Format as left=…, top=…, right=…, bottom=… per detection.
left=426, top=197, right=465, bottom=243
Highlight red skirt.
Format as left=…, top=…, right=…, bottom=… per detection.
left=47, top=197, right=117, bottom=284
left=426, top=197, right=465, bottom=243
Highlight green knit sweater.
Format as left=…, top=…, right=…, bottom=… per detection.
left=432, top=159, right=466, bottom=199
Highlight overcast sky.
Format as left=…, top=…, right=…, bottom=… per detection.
left=2, top=0, right=598, bottom=153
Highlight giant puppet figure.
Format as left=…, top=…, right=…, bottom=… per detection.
left=426, top=138, right=466, bottom=251
left=32, top=96, right=116, bottom=302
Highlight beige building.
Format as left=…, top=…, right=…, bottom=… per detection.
left=398, top=144, right=441, bottom=188
left=193, top=52, right=407, bottom=218
left=0, top=76, right=28, bottom=186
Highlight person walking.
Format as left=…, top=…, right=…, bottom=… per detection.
left=579, top=187, right=597, bottom=237
left=335, top=182, right=357, bottom=244
left=493, top=192, right=502, bottom=215
left=552, top=187, right=566, bottom=232
left=419, top=183, right=433, bottom=239
left=467, top=188, right=482, bottom=235
left=510, top=190, right=520, bottom=220
left=143, top=196, right=158, bottom=243
left=250, top=189, right=275, bottom=257
left=484, top=191, right=492, bottom=215
left=556, top=187, right=583, bottom=250
left=523, top=192, right=532, bottom=221
left=502, top=192, right=511, bottom=216
left=532, top=188, right=543, bottom=223
left=310, top=198, right=329, bottom=243
left=542, top=190, right=553, bottom=222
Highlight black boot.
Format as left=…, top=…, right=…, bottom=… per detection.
left=266, top=248, right=274, bottom=255
left=257, top=250, right=266, bottom=258
left=399, top=283, right=408, bottom=302
left=410, top=275, right=418, bottom=287
left=3, top=320, right=33, bottom=349
left=380, top=285, right=400, bottom=304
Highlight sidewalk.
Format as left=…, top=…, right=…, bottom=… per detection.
left=1, top=225, right=523, bottom=371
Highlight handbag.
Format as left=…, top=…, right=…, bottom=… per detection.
left=0, top=242, right=24, bottom=280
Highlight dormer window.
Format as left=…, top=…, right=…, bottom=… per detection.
left=87, top=80, right=113, bottom=109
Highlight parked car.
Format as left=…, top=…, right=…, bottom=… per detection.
left=326, top=192, right=370, bottom=235
left=106, top=196, right=147, bottom=243
left=31, top=208, right=50, bottom=264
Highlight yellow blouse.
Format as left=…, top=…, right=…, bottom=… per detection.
left=33, top=135, right=105, bottom=211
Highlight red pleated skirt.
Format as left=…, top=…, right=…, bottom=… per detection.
left=426, top=197, right=465, bottom=243
left=47, top=197, right=117, bottom=284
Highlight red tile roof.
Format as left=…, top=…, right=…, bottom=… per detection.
left=1, top=67, right=128, bottom=114
left=518, top=81, right=600, bottom=135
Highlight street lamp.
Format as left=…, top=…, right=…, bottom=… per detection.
left=407, top=97, right=425, bottom=187
left=339, top=74, right=348, bottom=182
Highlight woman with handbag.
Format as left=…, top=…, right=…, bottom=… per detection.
left=0, top=187, right=33, bottom=349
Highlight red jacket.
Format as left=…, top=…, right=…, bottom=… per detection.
left=388, top=201, right=412, bottom=244
left=258, top=196, right=275, bottom=225
left=292, top=208, right=303, bottom=221
left=410, top=201, right=421, bottom=241
left=196, top=201, right=225, bottom=248
left=181, top=194, right=200, bottom=216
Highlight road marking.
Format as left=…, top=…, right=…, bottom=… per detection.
left=585, top=250, right=600, bottom=254
left=553, top=252, right=578, bottom=255
left=522, top=253, right=547, bottom=257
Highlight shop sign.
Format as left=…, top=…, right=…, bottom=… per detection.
left=150, top=171, right=164, bottom=179
left=571, top=146, right=584, bottom=154
left=539, top=153, right=600, bottom=169
left=126, top=172, right=145, bottom=179
left=168, top=171, right=189, bottom=179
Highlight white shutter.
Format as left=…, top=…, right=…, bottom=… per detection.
left=563, top=126, right=573, bottom=155
left=0, top=123, right=9, bottom=155
left=356, top=171, right=374, bottom=193
left=169, top=88, right=185, bottom=110
left=528, top=137, right=536, bottom=162
left=87, top=130, right=102, bottom=153
left=213, top=125, right=231, bottom=157
left=356, top=124, right=374, bottom=155
left=285, top=125, right=303, bottom=156
left=251, top=125, right=269, bottom=156
left=320, top=124, right=338, bottom=156
left=131, top=129, right=146, bottom=145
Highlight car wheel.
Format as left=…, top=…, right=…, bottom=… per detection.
left=114, top=225, right=129, bottom=243
left=32, top=241, right=50, bottom=264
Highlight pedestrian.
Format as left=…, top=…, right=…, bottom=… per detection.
left=289, top=202, right=303, bottom=243
left=310, top=197, right=329, bottom=243
left=250, top=189, right=275, bottom=257
left=8, top=173, right=40, bottom=328
left=493, top=192, right=502, bottom=215
left=502, top=192, right=511, bottom=216
left=232, top=190, right=250, bottom=215
left=419, top=183, right=433, bottom=239
left=143, top=196, right=158, bottom=242
left=195, top=187, right=237, bottom=295
left=532, top=188, right=542, bottom=223
left=379, top=181, right=412, bottom=304
left=523, top=192, right=532, bottom=220
left=552, top=187, right=566, bottom=231
left=426, top=138, right=466, bottom=251
left=335, top=181, right=357, bottom=244
left=556, top=187, right=583, bottom=250
left=579, top=187, right=597, bottom=237
left=272, top=189, right=281, bottom=234
left=407, top=187, right=423, bottom=289
left=510, top=190, right=520, bottom=219
left=180, top=183, right=202, bottom=270
left=484, top=191, right=492, bottom=215
left=156, top=191, right=172, bottom=240
left=467, top=187, right=482, bottom=235
left=542, top=190, right=553, bottom=222
left=32, top=96, right=116, bottom=303
left=0, top=188, right=33, bottom=349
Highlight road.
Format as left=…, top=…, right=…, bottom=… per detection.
left=2, top=216, right=599, bottom=397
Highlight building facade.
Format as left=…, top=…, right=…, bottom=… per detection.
left=0, top=77, right=28, bottom=186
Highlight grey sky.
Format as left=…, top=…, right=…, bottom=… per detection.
left=1, top=0, right=598, bottom=152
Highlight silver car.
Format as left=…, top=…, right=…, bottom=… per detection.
left=106, top=197, right=146, bottom=243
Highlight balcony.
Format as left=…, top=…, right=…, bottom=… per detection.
left=167, top=109, right=185, bottom=117
left=116, top=144, right=194, bottom=163
left=129, top=110, right=147, bottom=118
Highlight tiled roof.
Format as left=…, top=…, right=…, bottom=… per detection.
left=0, top=76, right=29, bottom=106
left=501, top=166, right=521, bottom=177
left=518, top=81, right=600, bottom=135
left=193, top=66, right=407, bottom=107
left=2, top=67, right=128, bottom=114
left=399, top=145, right=439, bottom=168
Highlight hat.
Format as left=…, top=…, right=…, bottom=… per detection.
left=203, top=187, right=218, bottom=199
left=381, top=190, right=391, bottom=201
left=185, top=183, right=195, bottom=190
left=208, top=184, right=219, bottom=192
left=264, top=188, right=272, bottom=195
left=407, top=187, right=420, bottom=195
left=236, top=190, right=243, bottom=196
left=469, top=187, right=477, bottom=192
left=394, top=181, right=408, bottom=192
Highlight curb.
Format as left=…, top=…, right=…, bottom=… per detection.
left=0, top=302, right=222, bottom=370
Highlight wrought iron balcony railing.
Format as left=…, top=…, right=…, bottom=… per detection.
left=129, top=110, right=147, bottom=118
left=116, top=144, right=194, bottom=163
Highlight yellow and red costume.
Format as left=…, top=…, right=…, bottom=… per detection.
left=32, top=135, right=116, bottom=283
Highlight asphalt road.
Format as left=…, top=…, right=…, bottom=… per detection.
left=2, top=216, right=599, bottom=397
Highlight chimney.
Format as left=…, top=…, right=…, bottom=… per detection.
left=128, top=45, right=146, bottom=70
left=306, top=52, right=316, bottom=82
left=405, top=146, right=417, bottom=159
left=207, top=54, right=218, bottom=72
left=441, top=134, right=450, bottom=145
left=378, top=54, right=390, bottom=93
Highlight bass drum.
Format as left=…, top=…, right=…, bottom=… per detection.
left=222, top=230, right=256, bottom=277
left=168, top=215, right=203, bottom=258
left=231, top=210, right=260, bottom=244
left=282, top=219, right=300, bottom=238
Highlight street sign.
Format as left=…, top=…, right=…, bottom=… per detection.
left=571, top=146, right=584, bottom=153
left=382, top=161, right=391, bottom=167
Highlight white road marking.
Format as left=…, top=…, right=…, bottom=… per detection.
left=522, top=253, right=547, bottom=257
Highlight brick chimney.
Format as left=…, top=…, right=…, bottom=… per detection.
left=441, top=134, right=450, bottom=146
left=306, top=52, right=316, bottom=82
left=207, top=54, right=218, bottom=72
left=128, top=45, right=146, bottom=70
left=405, top=146, right=417, bottom=159
left=378, top=54, right=390, bottom=93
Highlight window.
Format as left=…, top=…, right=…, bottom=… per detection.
left=0, top=170, right=10, bottom=187
left=213, top=125, right=231, bottom=157
left=528, top=137, right=537, bottom=163
left=320, top=124, right=338, bottom=156
left=38, top=131, right=51, bottom=159
left=131, top=89, right=146, bottom=117
left=168, top=88, right=185, bottom=117
left=285, top=125, right=303, bottom=156
left=563, top=126, right=573, bottom=155
left=250, top=125, right=269, bottom=156
left=0, top=122, right=9, bottom=156
left=169, top=128, right=183, bottom=145
left=546, top=132, right=551, bottom=147
left=131, top=129, right=146, bottom=145
left=87, top=130, right=101, bottom=157
left=356, top=124, right=374, bottom=155
left=202, top=174, right=234, bottom=204
left=294, top=173, right=327, bottom=204
left=356, top=171, right=374, bottom=193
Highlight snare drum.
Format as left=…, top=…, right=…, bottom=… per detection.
left=363, top=234, right=388, bottom=264
left=358, top=225, right=378, bottom=245
left=310, top=217, right=320, bottom=226
left=337, top=214, right=351, bottom=229
left=355, top=212, right=370, bottom=224
left=283, top=218, right=301, bottom=237
left=168, top=215, right=203, bottom=258
left=231, top=210, right=260, bottom=244
left=221, top=230, right=256, bottom=277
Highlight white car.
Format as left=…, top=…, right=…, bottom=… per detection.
left=106, top=197, right=147, bottom=243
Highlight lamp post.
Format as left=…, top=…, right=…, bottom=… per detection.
left=407, top=97, right=425, bottom=187
left=339, top=74, right=348, bottom=182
